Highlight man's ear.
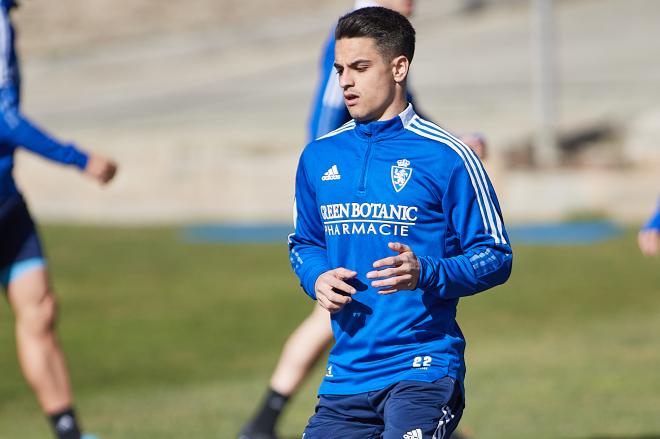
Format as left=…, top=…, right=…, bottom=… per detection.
left=392, top=55, right=410, bottom=83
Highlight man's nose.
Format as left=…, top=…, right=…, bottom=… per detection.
left=338, top=71, right=354, bottom=89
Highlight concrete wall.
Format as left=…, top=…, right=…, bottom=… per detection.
left=10, top=0, right=660, bottom=224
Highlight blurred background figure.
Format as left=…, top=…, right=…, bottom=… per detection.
left=0, top=1, right=116, bottom=438
left=460, top=133, right=488, bottom=161
left=638, top=198, right=660, bottom=257
left=11, top=0, right=657, bottom=227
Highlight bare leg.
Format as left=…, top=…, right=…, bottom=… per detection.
left=7, top=267, right=74, bottom=414
left=269, top=303, right=333, bottom=396
left=238, top=304, right=333, bottom=438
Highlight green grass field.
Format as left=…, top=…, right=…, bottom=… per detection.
left=1, top=225, right=659, bottom=439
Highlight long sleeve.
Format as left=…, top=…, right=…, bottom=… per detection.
left=0, top=91, right=88, bottom=170
left=0, top=6, right=88, bottom=170
left=417, top=157, right=512, bottom=299
left=288, top=154, right=330, bottom=299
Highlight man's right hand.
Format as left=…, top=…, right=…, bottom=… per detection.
left=84, top=153, right=118, bottom=184
left=314, top=268, right=358, bottom=313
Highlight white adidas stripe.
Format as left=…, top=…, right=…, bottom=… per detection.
left=407, top=117, right=506, bottom=245
left=316, top=120, right=355, bottom=140
left=407, top=122, right=494, bottom=242
left=414, top=118, right=506, bottom=245
left=417, top=119, right=506, bottom=246
left=432, top=406, right=453, bottom=439
left=409, top=120, right=499, bottom=243
left=410, top=118, right=505, bottom=245
left=411, top=117, right=506, bottom=245
left=0, top=8, right=10, bottom=88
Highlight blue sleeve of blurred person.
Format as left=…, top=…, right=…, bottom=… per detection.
left=0, top=3, right=88, bottom=170
left=642, top=198, right=660, bottom=231
left=307, top=30, right=352, bottom=142
left=0, top=93, right=89, bottom=170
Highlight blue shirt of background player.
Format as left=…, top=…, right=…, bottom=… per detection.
left=0, top=0, right=89, bottom=213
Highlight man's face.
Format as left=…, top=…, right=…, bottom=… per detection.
left=378, top=0, right=415, bottom=17
left=334, top=37, right=397, bottom=123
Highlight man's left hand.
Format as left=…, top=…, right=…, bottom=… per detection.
left=366, top=242, right=420, bottom=294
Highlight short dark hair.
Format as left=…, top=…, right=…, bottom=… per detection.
left=335, top=6, right=416, bottom=63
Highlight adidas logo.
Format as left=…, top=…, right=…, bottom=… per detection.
left=403, top=428, right=423, bottom=439
left=321, top=165, right=341, bottom=181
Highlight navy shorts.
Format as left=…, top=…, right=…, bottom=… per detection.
left=0, top=197, right=46, bottom=289
left=303, top=376, right=464, bottom=439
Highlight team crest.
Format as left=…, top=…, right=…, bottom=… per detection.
left=391, top=159, right=413, bottom=193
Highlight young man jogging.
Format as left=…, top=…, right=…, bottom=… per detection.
left=289, top=7, right=512, bottom=438
left=0, top=1, right=117, bottom=438
left=239, top=2, right=487, bottom=438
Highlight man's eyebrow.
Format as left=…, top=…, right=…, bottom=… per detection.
left=334, top=59, right=372, bottom=70
left=333, top=58, right=371, bottom=69
left=348, top=59, right=371, bottom=67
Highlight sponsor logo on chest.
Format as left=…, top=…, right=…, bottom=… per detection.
left=320, top=202, right=419, bottom=237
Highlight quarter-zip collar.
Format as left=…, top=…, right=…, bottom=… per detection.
left=354, top=103, right=416, bottom=141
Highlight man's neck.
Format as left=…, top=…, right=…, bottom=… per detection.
left=375, top=99, right=409, bottom=122
left=357, top=94, right=408, bottom=124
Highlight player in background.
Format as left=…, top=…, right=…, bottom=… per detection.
left=0, top=1, right=117, bottom=438
left=638, top=198, right=660, bottom=257
left=238, top=2, right=486, bottom=439
left=290, top=7, right=511, bottom=437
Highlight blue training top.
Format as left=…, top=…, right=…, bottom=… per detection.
left=0, top=1, right=88, bottom=210
left=289, top=104, right=513, bottom=395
